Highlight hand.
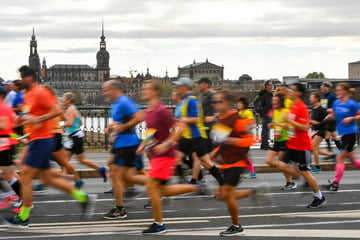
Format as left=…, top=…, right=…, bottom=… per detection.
left=342, top=117, right=354, bottom=125
left=114, top=123, right=126, bottom=133
left=153, top=143, right=169, bottom=155
left=136, top=146, right=145, bottom=156
left=204, top=116, right=216, bottom=123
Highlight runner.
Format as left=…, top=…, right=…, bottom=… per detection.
left=210, top=90, right=263, bottom=237
left=265, top=93, right=296, bottom=190
left=102, top=80, right=146, bottom=220
left=273, top=83, right=326, bottom=208
left=326, top=83, right=360, bottom=191
left=139, top=79, right=203, bottom=234
left=0, top=86, right=21, bottom=206
left=3, top=66, right=97, bottom=229
left=174, top=77, right=225, bottom=187
left=61, top=92, right=107, bottom=182
left=236, top=96, right=256, bottom=179
left=309, top=91, right=334, bottom=173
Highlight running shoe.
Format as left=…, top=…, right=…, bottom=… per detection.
left=98, top=167, right=107, bottom=182
left=0, top=195, right=19, bottom=209
left=75, top=179, right=84, bottom=189
left=281, top=182, right=297, bottom=191
left=142, top=222, right=166, bottom=234
left=328, top=181, right=339, bottom=192
left=102, top=206, right=127, bottom=219
left=104, top=188, right=113, bottom=194
left=144, top=202, right=152, bottom=209
left=3, top=215, right=29, bottom=229
left=33, top=184, right=47, bottom=194
left=82, top=194, right=97, bottom=220
left=219, top=225, right=245, bottom=237
left=243, top=173, right=257, bottom=179
left=12, top=204, right=34, bottom=214
left=310, top=167, right=322, bottom=173
left=323, top=154, right=336, bottom=162
left=307, top=196, right=326, bottom=208
left=197, top=182, right=211, bottom=196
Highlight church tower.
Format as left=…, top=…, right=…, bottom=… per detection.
left=29, top=28, right=41, bottom=81
left=96, top=20, right=110, bottom=82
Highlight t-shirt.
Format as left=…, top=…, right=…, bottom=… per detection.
left=0, top=102, right=17, bottom=150
left=321, top=93, right=336, bottom=109
left=238, top=109, right=254, bottom=120
left=272, top=108, right=289, bottom=142
left=145, top=103, right=176, bottom=159
left=284, top=98, right=293, bottom=109
left=4, top=90, right=16, bottom=107
left=12, top=91, right=24, bottom=110
left=199, top=91, right=215, bottom=128
left=24, top=85, right=57, bottom=141
left=286, top=99, right=311, bottom=151
left=180, top=93, right=207, bottom=139
left=111, top=95, right=140, bottom=148
left=333, top=99, right=360, bottom=135
left=311, top=106, right=327, bottom=131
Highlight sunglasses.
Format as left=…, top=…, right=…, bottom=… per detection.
left=212, top=100, right=225, bottom=104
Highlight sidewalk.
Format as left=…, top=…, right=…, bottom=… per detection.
left=69, top=147, right=360, bottom=179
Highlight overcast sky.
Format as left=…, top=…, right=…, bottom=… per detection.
left=1, top=0, right=360, bottom=80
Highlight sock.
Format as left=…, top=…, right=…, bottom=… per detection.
left=313, top=191, right=323, bottom=199
left=334, top=140, right=341, bottom=150
left=208, top=165, right=225, bottom=186
left=154, top=221, right=163, bottom=226
left=190, top=178, right=197, bottom=184
left=232, top=224, right=240, bottom=228
left=334, top=163, right=345, bottom=183
left=116, top=205, right=124, bottom=210
left=247, top=158, right=255, bottom=174
left=325, top=139, right=332, bottom=152
left=9, top=178, right=21, bottom=197
left=197, top=169, right=204, bottom=181
left=315, top=165, right=320, bottom=169
left=71, top=189, right=87, bottom=203
left=18, top=206, right=31, bottom=221
left=354, top=160, right=360, bottom=169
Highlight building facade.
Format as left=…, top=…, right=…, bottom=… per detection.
left=349, top=61, right=360, bottom=79
left=178, top=59, right=224, bottom=81
left=29, top=23, right=110, bottom=105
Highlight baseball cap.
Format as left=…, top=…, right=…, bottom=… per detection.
left=321, top=81, right=333, bottom=88
left=0, top=86, right=7, bottom=95
left=197, top=77, right=211, bottom=85
left=173, top=77, right=194, bottom=88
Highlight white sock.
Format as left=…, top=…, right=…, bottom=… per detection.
left=314, top=191, right=322, bottom=199
left=154, top=221, right=163, bottom=226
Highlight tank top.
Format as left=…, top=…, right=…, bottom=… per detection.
left=65, top=105, right=81, bottom=135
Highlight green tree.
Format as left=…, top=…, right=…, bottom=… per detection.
left=305, top=72, right=325, bottom=79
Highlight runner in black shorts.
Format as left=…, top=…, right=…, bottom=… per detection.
left=309, top=92, right=334, bottom=173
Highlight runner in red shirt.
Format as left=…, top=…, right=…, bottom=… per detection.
left=138, top=79, right=204, bottom=234
left=274, top=83, right=326, bottom=209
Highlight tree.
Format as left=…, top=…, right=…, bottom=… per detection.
left=238, top=74, right=252, bottom=81
left=305, top=72, right=325, bottom=79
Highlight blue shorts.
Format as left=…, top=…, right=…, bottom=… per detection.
left=25, top=138, right=55, bottom=169
left=111, top=145, right=138, bottom=167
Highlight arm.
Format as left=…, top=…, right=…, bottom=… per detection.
left=153, top=121, right=185, bottom=155
left=26, top=104, right=62, bottom=125
left=284, top=113, right=309, bottom=132
left=115, top=111, right=144, bottom=133
left=62, top=107, right=76, bottom=127
left=0, top=116, right=7, bottom=130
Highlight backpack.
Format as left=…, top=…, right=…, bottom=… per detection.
left=254, top=95, right=263, bottom=115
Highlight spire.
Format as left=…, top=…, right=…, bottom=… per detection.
left=101, top=18, right=105, bottom=42
left=31, top=27, right=36, bottom=40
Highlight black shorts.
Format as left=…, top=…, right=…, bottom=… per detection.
left=270, top=141, right=287, bottom=152
left=223, top=167, right=245, bottom=186
left=64, top=136, right=84, bottom=155
left=14, top=126, right=24, bottom=136
left=0, top=145, right=16, bottom=167
left=53, top=133, right=63, bottom=152
left=111, top=145, right=138, bottom=167
left=282, top=149, right=312, bottom=171
left=312, top=130, right=326, bottom=139
left=178, top=137, right=208, bottom=158
left=341, top=133, right=356, bottom=152
left=325, top=120, right=336, bottom=132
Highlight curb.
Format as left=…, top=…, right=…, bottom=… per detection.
left=72, top=162, right=354, bottom=179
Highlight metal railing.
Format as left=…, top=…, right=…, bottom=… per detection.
left=78, top=106, right=263, bottom=150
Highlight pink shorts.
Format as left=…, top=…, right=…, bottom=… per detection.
left=148, top=157, right=176, bottom=181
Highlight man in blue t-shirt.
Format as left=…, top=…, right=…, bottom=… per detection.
left=102, top=80, right=146, bottom=220
left=320, top=81, right=341, bottom=151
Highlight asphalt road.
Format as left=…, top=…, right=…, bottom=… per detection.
left=1, top=168, right=360, bottom=240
